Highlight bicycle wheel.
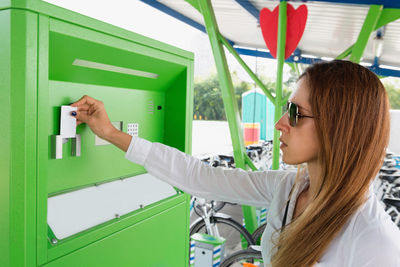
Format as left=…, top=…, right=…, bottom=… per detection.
left=220, top=248, right=263, bottom=267
left=190, top=216, right=256, bottom=257
left=251, top=223, right=267, bottom=244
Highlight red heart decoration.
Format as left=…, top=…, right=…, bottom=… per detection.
left=260, top=4, right=308, bottom=59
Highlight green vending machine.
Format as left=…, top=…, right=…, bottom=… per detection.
left=0, top=1, right=194, bottom=266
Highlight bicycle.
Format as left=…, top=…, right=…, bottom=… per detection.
left=220, top=245, right=263, bottom=267
left=383, top=198, right=400, bottom=226
left=189, top=199, right=256, bottom=257
left=189, top=156, right=256, bottom=262
left=374, top=150, right=400, bottom=229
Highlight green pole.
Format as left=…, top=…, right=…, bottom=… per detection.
left=272, top=1, right=287, bottom=170
left=375, top=8, right=400, bottom=29
left=350, top=5, right=383, bottom=63
left=286, top=62, right=300, bottom=77
left=336, top=44, right=354, bottom=60
left=336, top=8, right=400, bottom=60
left=195, top=0, right=258, bottom=233
left=294, top=63, right=300, bottom=77
left=219, top=34, right=275, bottom=104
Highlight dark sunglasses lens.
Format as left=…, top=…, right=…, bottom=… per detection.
left=288, top=103, right=297, bottom=127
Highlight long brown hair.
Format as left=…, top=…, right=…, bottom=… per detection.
left=271, top=60, right=390, bottom=266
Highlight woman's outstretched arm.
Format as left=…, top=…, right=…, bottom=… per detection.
left=71, top=95, right=294, bottom=206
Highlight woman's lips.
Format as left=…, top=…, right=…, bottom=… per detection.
left=280, top=138, right=288, bottom=149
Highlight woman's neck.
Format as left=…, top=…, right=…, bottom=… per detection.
left=293, top=161, right=322, bottom=219
left=306, top=159, right=322, bottom=199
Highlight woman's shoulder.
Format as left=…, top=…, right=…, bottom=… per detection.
left=334, top=193, right=400, bottom=266
left=347, top=192, right=400, bottom=249
left=269, top=169, right=297, bottom=188
left=262, top=169, right=298, bottom=201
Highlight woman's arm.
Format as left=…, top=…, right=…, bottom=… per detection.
left=126, top=136, right=293, bottom=207
left=71, top=95, right=293, bottom=207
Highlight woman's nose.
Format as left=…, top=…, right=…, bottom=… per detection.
left=275, top=112, right=290, bottom=133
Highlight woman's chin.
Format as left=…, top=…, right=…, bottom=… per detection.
left=282, top=155, right=304, bottom=165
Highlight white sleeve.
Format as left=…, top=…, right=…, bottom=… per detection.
left=125, top=137, right=294, bottom=207
left=348, top=222, right=400, bottom=267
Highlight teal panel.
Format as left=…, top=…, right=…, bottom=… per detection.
left=242, top=91, right=267, bottom=140
left=259, top=95, right=267, bottom=141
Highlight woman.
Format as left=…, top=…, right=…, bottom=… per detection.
left=71, top=60, right=400, bottom=266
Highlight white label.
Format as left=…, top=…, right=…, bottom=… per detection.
left=60, top=106, right=77, bottom=138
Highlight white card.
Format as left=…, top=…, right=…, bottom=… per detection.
left=60, top=106, right=77, bottom=138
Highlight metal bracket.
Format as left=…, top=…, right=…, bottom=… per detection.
left=52, top=134, right=81, bottom=159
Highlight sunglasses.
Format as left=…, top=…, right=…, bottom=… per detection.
left=284, top=102, right=315, bottom=127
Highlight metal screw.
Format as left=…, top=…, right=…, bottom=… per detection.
left=51, top=238, right=58, bottom=244
left=140, top=204, right=144, bottom=209
left=115, top=214, right=120, bottom=219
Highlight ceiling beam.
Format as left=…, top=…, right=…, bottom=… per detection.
left=292, top=0, right=400, bottom=9
left=234, top=0, right=260, bottom=21
left=140, top=0, right=206, bottom=33
left=141, top=0, right=400, bottom=77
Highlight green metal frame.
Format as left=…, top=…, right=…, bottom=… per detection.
left=337, top=7, right=400, bottom=60
left=189, top=0, right=290, bottom=232
left=196, top=0, right=258, bottom=233
left=350, top=5, right=383, bottom=63
left=272, top=1, right=287, bottom=170
left=219, top=35, right=275, bottom=104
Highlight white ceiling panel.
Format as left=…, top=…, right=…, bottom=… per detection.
left=156, top=0, right=400, bottom=70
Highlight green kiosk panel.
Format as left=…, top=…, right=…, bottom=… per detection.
left=0, top=1, right=193, bottom=266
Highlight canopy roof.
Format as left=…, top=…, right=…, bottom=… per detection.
left=142, top=0, right=400, bottom=77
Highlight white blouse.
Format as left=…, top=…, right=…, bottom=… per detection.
left=125, top=137, right=400, bottom=266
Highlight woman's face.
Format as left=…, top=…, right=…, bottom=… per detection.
left=275, top=77, right=319, bottom=165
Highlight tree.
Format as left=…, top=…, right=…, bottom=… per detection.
left=383, top=82, right=400, bottom=110
left=193, top=73, right=252, bottom=120
left=193, top=63, right=301, bottom=121
left=193, top=75, right=225, bottom=120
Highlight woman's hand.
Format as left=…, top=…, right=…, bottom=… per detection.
left=71, top=95, right=116, bottom=141
left=71, top=95, right=132, bottom=152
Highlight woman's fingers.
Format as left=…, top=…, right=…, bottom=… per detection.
left=88, top=105, right=95, bottom=116
left=70, top=96, right=110, bottom=138
left=76, top=103, right=90, bottom=112
left=71, top=95, right=97, bottom=107
left=74, top=110, right=90, bottom=124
